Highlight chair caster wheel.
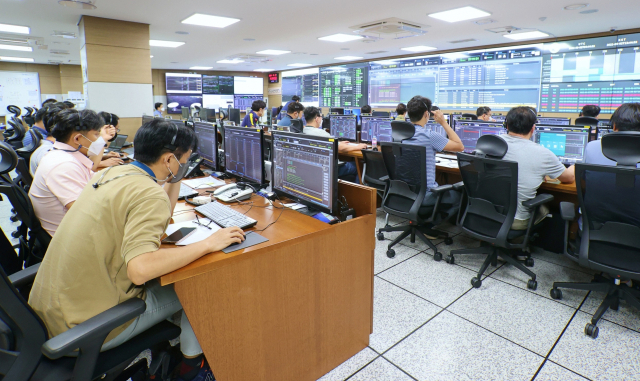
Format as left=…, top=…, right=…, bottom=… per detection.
left=491, top=259, right=498, bottom=267
left=527, top=279, right=538, bottom=290
left=444, top=237, right=453, bottom=245
left=525, top=258, right=534, bottom=267
left=377, top=233, right=385, bottom=241
left=11, top=230, right=20, bottom=238
left=386, top=249, right=396, bottom=258
left=471, top=277, right=482, bottom=288
left=10, top=215, right=18, bottom=222
left=433, top=252, right=443, bottom=261
left=445, top=255, right=455, bottom=264
left=585, top=323, right=599, bottom=339
left=550, top=288, right=563, bottom=300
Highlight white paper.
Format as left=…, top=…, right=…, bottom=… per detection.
left=165, top=218, right=220, bottom=246
left=182, top=177, right=225, bottom=189
left=283, top=203, right=306, bottom=210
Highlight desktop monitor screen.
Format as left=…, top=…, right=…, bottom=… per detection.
left=271, top=131, right=338, bottom=214
left=199, top=108, right=217, bottom=123
left=228, top=108, right=241, bottom=125
left=169, top=119, right=185, bottom=130
left=181, top=107, right=189, bottom=119
left=142, top=115, right=154, bottom=126
left=360, top=116, right=392, bottom=143
left=372, top=111, right=390, bottom=118
left=329, top=115, right=357, bottom=141
left=537, top=117, right=571, bottom=126
left=491, top=115, right=506, bottom=123
left=425, top=120, right=448, bottom=138
left=533, top=126, right=589, bottom=165
left=193, top=122, right=218, bottom=170
left=234, top=95, right=263, bottom=110
left=329, top=108, right=344, bottom=115
left=223, top=126, right=264, bottom=184
left=597, top=127, right=613, bottom=140
left=456, top=121, right=507, bottom=153
left=597, top=119, right=611, bottom=128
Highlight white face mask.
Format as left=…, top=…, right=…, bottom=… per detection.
left=160, top=107, right=164, bottom=112
left=81, top=134, right=106, bottom=157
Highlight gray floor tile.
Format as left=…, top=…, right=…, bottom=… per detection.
left=395, top=235, right=444, bottom=252
left=580, top=289, right=640, bottom=333
left=374, top=239, right=422, bottom=275
left=436, top=234, right=501, bottom=276
left=378, top=253, right=477, bottom=308
left=550, top=311, right=640, bottom=380
left=433, top=220, right=462, bottom=235
left=370, top=278, right=441, bottom=352
left=534, top=361, right=589, bottom=381
left=385, top=311, right=543, bottom=381
left=448, top=277, right=576, bottom=356
left=376, top=211, right=407, bottom=230
left=348, top=358, right=413, bottom=381
left=490, top=256, right=592, bottom=308
left=317, top=347, right=378, bottom=381
left=530, top=247, right=593, bottom=275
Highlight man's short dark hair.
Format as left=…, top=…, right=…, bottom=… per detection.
left=611, top=103, right=640, bottom=132
left=251, top=100, right=266, bottom=112
left=505, top=106, right=537, bottom=135
left=134, top=118, right=198, bottom=164
left=476, top=106, right=491, bottom=117
left=155, top=102, right=163, bottom=110
left=42, top=98, right=58, bottom=107
left=304, top=106, right=321, bottom=122
left=396, top=103, right=407, bottom=115
left=42, top=103, right=68, bottom=133
left=99, top=112, right=119, bottom=127
left=361, top=105, right=372, bottom=114
left=63, top=101, right=75, bottom=108
left=287, top=102, right=304, bottom=114
left=291, top=95, right=300, bottom=102
left=50, top=109, right=105, bottom=142
left=581, top=104, right=601, bottom=118
left=407, top=96, right=432, bottom=123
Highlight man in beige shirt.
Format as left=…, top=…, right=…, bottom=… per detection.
left=29, top=118, right=245, bottom=380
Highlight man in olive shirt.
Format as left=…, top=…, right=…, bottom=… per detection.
left=29, top=119, right=245, bottom=380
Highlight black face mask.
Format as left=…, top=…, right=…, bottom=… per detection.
left=167, top=154, right=190, bottom=183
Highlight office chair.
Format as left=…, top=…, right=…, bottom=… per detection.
left=290, top=119, right=304, bottom=133
left=7, top=105, right=21, bottom=118
left=390, top=120, right=416, bottom=142
left=361, top=149, right=389, bottom=225
left=6, top=120, right=25, bottom=150
left=14, top=129, right=42, bottom=190
left=23, top=107, right=35, bottom=127
left=448, top=135, right=554, bottom=289
left=0, top=264, right=181, bottom=380
left=574, top=116, right=600, bottom=127
left=461, top=113, right=478, bottom=120
left=377, top=142, right=456, bottom=260
left=550, top=132, right=640, bottom=339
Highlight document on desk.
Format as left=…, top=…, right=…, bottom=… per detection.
left=165, top=218, right=220, bottom=246
left=182, top=176, right=225, bottom=189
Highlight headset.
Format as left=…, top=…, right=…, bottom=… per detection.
left=163, top=121, right=178, bottom=151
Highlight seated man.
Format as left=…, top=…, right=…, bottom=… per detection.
left=403, top=96, right=464, bottom=211
left=580, top=104, right=601, bottom=119
left=395, top=103, right=407, bottom=120
left=30, top=102, right=68, bottom=176
left=279, top=95, right=300, bottom=120
left=501, top=106, right=575, bottom=230
left=361, top=104, right=372, bottom=115
left=303, top=106, right=366, bottom=182
left=241, top=100, right=266, bottom=127
left=29, top=118, right=245, bottom=380
left=277, top=101, right=305, bottom=127
left=23, top=104, right=54, bottom=148
left=476, top=106, right=495, bottom=122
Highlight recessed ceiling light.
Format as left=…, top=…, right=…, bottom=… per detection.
left=580, top=9, right=598, bottom=14
left=288, top=63, right=313, bottom=67
left=0, top=56, right=34, bottom=62
left=319, top=34, right=364, bottom=42
left=564, top=3, right=588, bottom=10
left=256, top=49, right=290, bottom=55
left=149, top=40, right=185, bottom=48
left=0, top=44, right=32, bottom=52
left=150, top=55, right=154, bottom=58
left=334, top=56, right=363, bottom=61
left=217, top=59, right=244, bottom=64
left=0, top=23, right=30, bottom=35
left=428, top=6, right=491, bottom=23
left=190, top=66, right=212, bottom=70
left=182, top=13, right=240, bottom=28
left=475, top=18, right=497, bottom=25
left=503, top=31, right=550, bottom=40
left=401, top=45, right=437, bottom=52
left=253, top=68, right=272, bottom=72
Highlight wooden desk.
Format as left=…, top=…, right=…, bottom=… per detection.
left=160, top=180, right=376, bottom=381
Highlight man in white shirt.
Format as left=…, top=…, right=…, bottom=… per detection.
left=30, top=102, right=67, bottom=176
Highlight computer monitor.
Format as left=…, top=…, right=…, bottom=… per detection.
left=372, top=111, right=390, bottom=118
left=271, top=131, right=338, bottom=214
left=329, top=115, right=357, bottom=141
left=223, top=126, right=264, bottom=185
left=169, top=119, right=185, bottom=130
left=597, top=119, right=611, bottom=128
left=597, top=127, right=613, bottom=140
left=533, top=126, right=589, bottom=165
left=455, top=121, right=507, bottom=153
left=491, top=115, right=506, bottom=123
left=142, top=115, right=154, bottom=125
left=360, top=116, right=392, bottom=143
left=181, top=107, right=190, bottom=120
left=537, top=117, right=571, bottom=126
left=228, top=108, right=241, bottom=125
left=425, top=120, right=448, bottom=138
left=452, top=114, right=473, bottom=129
left=199, top=108, right=217, bottom=123
left=193, top=121, right=218, bottom=170
left=329, top=107, right=344, bottom=115
left=390, top=112, right=398, bottom=119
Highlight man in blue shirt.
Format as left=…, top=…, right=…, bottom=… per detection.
left=277, top=102, right=305, bottom=127
left=154, top=102, right=163, bottom=117
left=241, top=100, right=266, bottom=127
left=22, top=106, right=51, bottom=147
left=279, top=95, right=300, bottom=120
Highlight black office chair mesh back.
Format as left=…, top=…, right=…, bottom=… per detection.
left=361, top=150, right=388, bottom=195
left=390, top=121, right=415, bottom=142
left=289, top=119, right=304, bottom=133
left=574, top=116, right=600, bottom=127
left=461, top=113, right=478, bottom=120
left=380, top=143, right=426, bottom=218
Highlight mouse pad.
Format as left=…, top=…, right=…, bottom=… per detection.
left=222, top=232, right=269, bottom=254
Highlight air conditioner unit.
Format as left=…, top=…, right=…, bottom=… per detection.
left=351, top=18, right=428, bottom=40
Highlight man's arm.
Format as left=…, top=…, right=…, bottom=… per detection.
left=557, top=165, right=576, bottom=183
left=90, top=126, right=117, bottom=171
left=433, top=110, right=464, bottom=152
left=338, top=141, right=367, bottom=153
left=164, top=181, right=181, bottom=214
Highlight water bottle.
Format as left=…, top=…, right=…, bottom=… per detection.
left=371, top=135, right=377, bottom=151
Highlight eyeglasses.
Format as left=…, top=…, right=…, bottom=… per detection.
left=194, top=214, right=213, bottom=230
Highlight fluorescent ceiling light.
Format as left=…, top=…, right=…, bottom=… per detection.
left=217, top=59, right=244, bottom=64
left=149, top=40, right=185, bottom=48
left=0, top=44, right=32, bottom=52
left=253, top=68, right=272, bottom=72
left=373, top=60, right=399, bottom=65
left=0, top=23, right=30, bottom=34
left=334, top=56, right=363, bottom=61
left=287, top=63, right=313, bottom=67
left=150, top=55, right=154, bottom=58
left=181, top=13, right=240, bottom=28
left=0, top=56, right=34, bottom=62
left=428, top=6, right=491, bottom=23
left=189, top=66, right=213, bottom=70
left=319, top=34, right=364, bottom=42
left=401, top=45, right=437, bottom=52
left=256, top=49, right=290, bottom=55
left=504, top=31, right=550, bottom=40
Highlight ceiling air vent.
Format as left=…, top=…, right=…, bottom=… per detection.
left=351, top=18, right=429, bottom=40
left=50, top=49, right=70, bottom=55
left=227, top=53, right=272, bottom=63
left=51, top=31, right=77, bottom=39
left=486, top=26, right=520, bottom=34
left=58, top=0, right=97, bottom=9
left=449, top=38, right=478, bottom=44
left=366, top=51, right=389, bottom=54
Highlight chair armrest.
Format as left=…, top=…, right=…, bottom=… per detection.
left=8, top=263, right=40, bottom=288
left=42, top=298, right=146, bottom=359
left=522, top=194, right=554, bottom=209
left=379, top=175, right=389, bottom=182
left=559, top=202, right=576, bottom=221
left=429, top=184, right=453, bottom=194
left=452, top=181, right=464, bottom=191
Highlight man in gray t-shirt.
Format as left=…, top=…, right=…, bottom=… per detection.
left=501, top=107, right=575, bottom=230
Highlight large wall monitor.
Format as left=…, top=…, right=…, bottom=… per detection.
left=202, top=75, right=234, bottom=95
left=320, top=63, right=369, bottom=108
left=165, top=73, right=202, bottom=94
left=234, top=76, right=264, bottom=95
left=282, top=68, right=320, bottom=107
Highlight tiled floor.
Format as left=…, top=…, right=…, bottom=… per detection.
left=4, top=201, right=640, bottom=381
